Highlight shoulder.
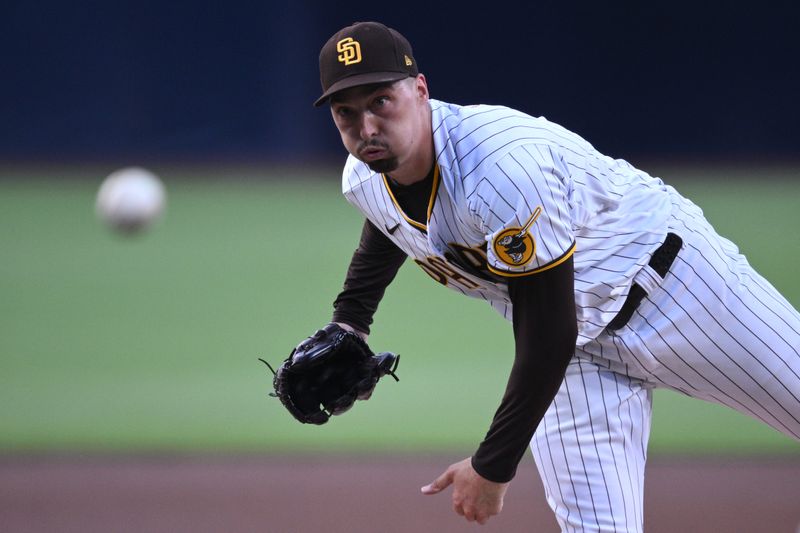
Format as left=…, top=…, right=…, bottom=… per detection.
left=430, top=99, right=589, bottom=187
left=431, top=99, right=534, bottom=141
left=431, top=98, right=566, bottom=143
left=341, top=155, right=379, bottom=196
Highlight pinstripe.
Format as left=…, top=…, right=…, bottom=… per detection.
left=512, top=148, right=564, bottom=259
left=633, top=386, right=649, bottom=494
left=655, top=267, right=800, bottom=420
left=676, top=248, right=800, bottom=382
left=668, top=254, right=800, bottom=414
left=474, top=192, right=506, bottom=225
left=475, top=177, right=516, bottom=211
left=456, top=120, right=587, bottom=171
left=634, top=289, right=755, bottom=393
left=615, top=331, right=681, bottom=391
left=610, top=374, right=640, bottom=529
left=628, top=270, right=800, bottom=437
left=625, top=378, right=648, bottom=532
left=631, top=294, right=784, bottom=430
left=745, top=273, right=800, bottom=328
left=437, top=192, right=472, bottom=244
left=533, top=359, right=650, bottom=532
left=563, top=370, right=602, bottom=530
left=534, top=408, right=573, bottom=529
left=347, top=175, right=387, bottom=231
left=551, top=391, right=582, bottom=529
left=462, top=133, right=575, bottom=181
left=578, top=369, right=618, bottom=531
left=743, top=275, right=800, bottom=356
left=497, top=160, right=536, bottom=224
left=453, top=112, right=520, bottom=151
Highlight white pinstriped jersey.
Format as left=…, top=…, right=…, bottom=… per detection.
left=342, top=98, right=675, bottom=344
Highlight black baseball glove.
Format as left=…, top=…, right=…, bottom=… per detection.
left=260, top=323, right=399, bottom=425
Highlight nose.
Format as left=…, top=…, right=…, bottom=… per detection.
left=359, top=112, right=379, bottom=140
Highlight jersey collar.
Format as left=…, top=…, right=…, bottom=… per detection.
left=381, top=164, right=440, bottom=233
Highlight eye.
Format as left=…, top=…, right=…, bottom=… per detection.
left=374, top=96, right=389, bottom=107
left=335, top=106, right=353, bottom=119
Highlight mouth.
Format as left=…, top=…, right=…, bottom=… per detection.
left=358, top=142, right=389, bottom=162
left=361, top=148, right=387, bottom=161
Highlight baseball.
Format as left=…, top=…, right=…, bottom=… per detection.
left=96, top=167, right=166, bottom=234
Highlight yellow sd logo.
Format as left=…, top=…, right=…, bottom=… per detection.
left=337, top=37, right=362, bottom=65
left=492, top=207, right=542, bottom=267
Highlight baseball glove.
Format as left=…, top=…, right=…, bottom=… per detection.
left=260, top=323, right=400, bottom=425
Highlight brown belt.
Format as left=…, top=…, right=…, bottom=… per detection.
left=606, top=232, right=683, bottom=331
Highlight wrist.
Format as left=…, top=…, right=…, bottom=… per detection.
left=471, top=454, right=516, bottom=484
left=334, top=322, right=369, bottom=341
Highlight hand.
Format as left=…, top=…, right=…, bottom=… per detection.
left=421, top=457, right=509, bottom=525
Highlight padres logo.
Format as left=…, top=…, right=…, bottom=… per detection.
left=337, top=37, right=362, bottom=65
left=492, top=207, right=542, bottom=267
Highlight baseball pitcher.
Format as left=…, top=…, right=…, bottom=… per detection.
left=271, top=21, right=800, bottom=531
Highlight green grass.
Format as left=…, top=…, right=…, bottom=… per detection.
left=0, top=164, right=798, bottom=455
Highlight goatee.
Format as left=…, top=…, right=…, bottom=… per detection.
left=366, top=157, right=399, bottom=174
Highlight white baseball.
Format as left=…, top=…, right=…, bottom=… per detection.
left=96, top=167, right=166, bottom=234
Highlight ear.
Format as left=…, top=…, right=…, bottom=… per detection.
left=415, top=74, right=429, bottom=99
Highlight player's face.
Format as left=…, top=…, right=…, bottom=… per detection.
left=330, top=76, right=430, bottom=181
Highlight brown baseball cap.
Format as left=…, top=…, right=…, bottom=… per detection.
left=314, top=21, right=418, bottom=107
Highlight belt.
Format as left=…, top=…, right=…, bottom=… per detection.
left=606, top=232, right=683, bottom=331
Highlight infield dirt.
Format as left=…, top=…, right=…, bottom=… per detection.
left=1, top=455, right=798, bottom=532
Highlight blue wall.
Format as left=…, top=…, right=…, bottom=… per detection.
left=2, top=1, right=798, bottom=164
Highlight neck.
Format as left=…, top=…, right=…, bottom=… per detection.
left=386, top=146, right=433, bottom=186
left=385, top=105, right=434, bottom=186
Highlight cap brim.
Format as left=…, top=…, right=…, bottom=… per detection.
left=314, top=71, right=410, bottom=107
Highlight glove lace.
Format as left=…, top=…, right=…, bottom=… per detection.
left=258, top=358, right=279, bottom=398
left=385, top=355, right=401, bottom=382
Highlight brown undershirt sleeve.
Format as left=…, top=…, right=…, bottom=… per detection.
left=471, top=256, right=578, bottom=483
left=331, top=219, right=407, bottom=334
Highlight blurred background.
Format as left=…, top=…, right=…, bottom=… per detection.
left=2, top=0, right=799, bottom=458
left=3, top=0, right=800, bottom=165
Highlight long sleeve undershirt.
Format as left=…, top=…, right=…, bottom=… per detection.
left=332, top=171, right=576, bottom=483
left=470, top=257, right=576, bottom=482
left=331, top=219, right=406, bottom=334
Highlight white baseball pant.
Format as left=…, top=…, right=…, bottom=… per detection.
left=530, top=190, right=800, bottom=532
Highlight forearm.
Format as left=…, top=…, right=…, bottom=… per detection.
left=471, top=257, right=577, bottom=483
left=332, top=219, right=407, bottom=334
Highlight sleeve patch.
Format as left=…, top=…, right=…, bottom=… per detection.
left=491, top=206, right=542, bottom=267
left=488, top=241, right=576, bottom=278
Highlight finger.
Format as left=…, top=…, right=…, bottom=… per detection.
left=476, top=502, right=501, bottom=524
left=462, top=507, right=476, bottom=523
left=421, top=470, right=454, bottom=494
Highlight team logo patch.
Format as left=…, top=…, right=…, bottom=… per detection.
left=492, top=207, right=542, bottom=267
left=337, top=37, right=362, bottom=65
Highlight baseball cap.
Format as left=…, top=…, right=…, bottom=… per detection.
left=314, top=21, right=418, bottom=107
